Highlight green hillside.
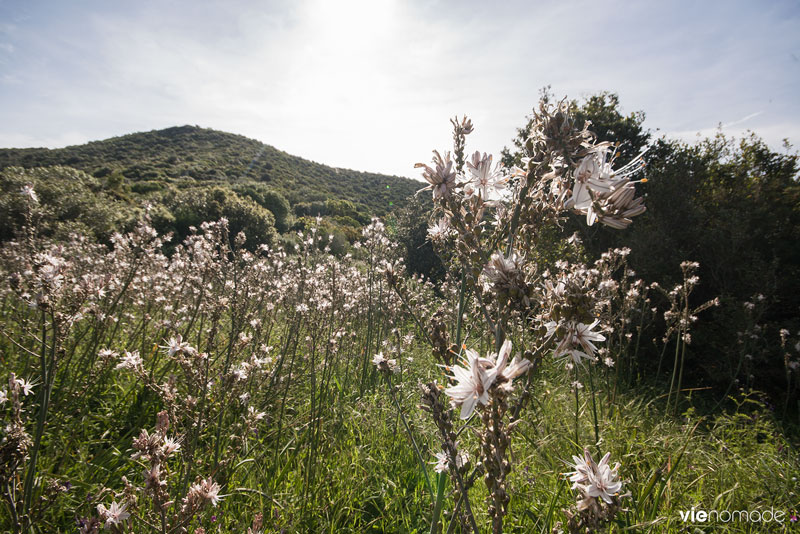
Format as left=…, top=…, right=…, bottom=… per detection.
left=0, top=126, right=422, bottom=249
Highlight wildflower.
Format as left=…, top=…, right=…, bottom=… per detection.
left=20, top=184, right=38, bottom=203
left=427, top=218, right=453, bottom=242
left=248, top=406, right=266, bottom=421
left=191, top=478, right=222, bottom=507
left=15, top=378, right=35, bottom=396
left=415, top=150, right=457, bottom=200
left=567, top=449, right=623, bottom=504
left=432, top=448, right=468, bottom=473
left=553, top=320, right=606, bottom=365
left=0, top=389, right=6, bottom=405
left=567, top=145, right=646, bottom=229
left=483, top=252, right=529, bottom=304
left=116, top=351, right=143, bottom=370
left=161, top=334, right=195, bottom=357
left=445, top=347, right=497, bottom=419
left=433, top=451, right=448, bottom=473
left=463, top=151, right=508, bottom=203
left=231, top=363, right=249, bottom=382
left=97, top=501, right=130, bottom=529
left=493, top=339, right=532, bottom=387
left=373, top=352, right=399, bottom=374
left=161, top=437, right=181, bottom=457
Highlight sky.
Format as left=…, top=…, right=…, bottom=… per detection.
left=0, top=0, right=798, bottom=179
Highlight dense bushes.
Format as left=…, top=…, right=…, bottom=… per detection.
left=0, top=166, right=138, bottom=242
left=164, top=186, right=277, bottom=249
left=0, top=125, right=419, bottom=218
left=504, top=92, right=800, bottom=410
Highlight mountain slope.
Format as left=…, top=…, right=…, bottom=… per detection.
left=0, top=125, right=420, bottom=217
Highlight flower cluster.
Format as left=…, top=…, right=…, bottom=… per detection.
left=561, top=449, right=625, bottom=533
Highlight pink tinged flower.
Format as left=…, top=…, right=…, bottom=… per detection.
left=464, top=151, right=508, bottom=202
left=161, top=334, right=195, bottom=357
left=162, top=437, right=181, bottom=457
left=97, top=501, right=130, bottom=529
left=566, top=450, right=623, bottom=504
left=427, top=218, right=453, bottom=242
left=433, top=451, right=448, bottom=473
left=574, top=320, right=606, bottom=356
left=432, top=449, right=468, bottom=473
left=445, top=348, right=497, bottom=419
left=192, top=478, right=222, bottom=507
left=553, top=320, right=606, bottom=366
left=415, top=150, right=457, bottom=200
left=567, top=450, right=595, bottom=488
left=584, top=452, right=623, bottom=504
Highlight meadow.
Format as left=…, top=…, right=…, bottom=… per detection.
left=1, top=99, right=798, bottom=534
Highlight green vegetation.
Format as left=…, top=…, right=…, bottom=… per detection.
left=0, top=96, right=798, bottom=534
left=0, top=125, right=420, bottom=250
left=502, top=91, right=800, bottom=415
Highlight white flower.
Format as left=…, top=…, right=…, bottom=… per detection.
left=492, top=338, right=531, bottom=386
left=432, top=449, right=469, bottom=473
left=464, top=151, right=507, bottom=203
left=433, top=451, right=449, bottom=473
left=427, top=218, right=453, bottom=242
left=444, top=339, right=530, bottom=418
left=20, top=184, right=38, bottom=203
left=16, top=378, right=35, bottom=396
left=567, top=145, right=646, bottom=228
left=161, top=334, right=195, bottom=357
left=553, top=320, right=606, bottom=365
left=191, top=478, right=222, bottom=506
left=445, top=348, right=497, bottom=419
left=248, top=406, right=266, bottom=421
left=231, top=363, right=249, bottom=382
left=0, top=389, right=7, bottom=405
left=567, top=449, right=623, bottom=504
left=372, top=352, right=386, bottom=366
left=116, top=351, right=142, bottom=370
left=97, top=501, right=130, bottom=529
left=161, top=437, right=181, bottom=457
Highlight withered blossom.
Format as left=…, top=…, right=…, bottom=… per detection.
left=415, top=150, right=457, bottom=200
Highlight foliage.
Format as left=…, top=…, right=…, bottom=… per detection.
left=0, top=166, right=139, bottom=243
left=391, top=196, right=446, bottom=282
left=0, top=125, right=419, bottom=220
left=503, top=92, right=800, bottom=411
left=164, top=186, right=277, bottom=250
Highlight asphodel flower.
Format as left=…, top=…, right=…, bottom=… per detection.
left=566, top=449, right=623, bottom=504
left=444, top=339, right=531, bottom=418
left=415, top=150, right=457, bottom=200
left=567, top=144, right=647, bottom=229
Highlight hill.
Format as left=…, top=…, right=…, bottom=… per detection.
left=0, top=125, right=420, bottom=217
left=0, top=126, right=425, bottom=250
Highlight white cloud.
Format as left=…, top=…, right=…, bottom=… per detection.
left=0, top=0, right=798, bottom=178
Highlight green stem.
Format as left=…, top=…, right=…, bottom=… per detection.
left=429, top=472, right=447, bottom=534
left=386, top=374, right=435, bottom=503
left=588, top=365, right=600, bottom=449
left=22, top=310, right=53, bottom=521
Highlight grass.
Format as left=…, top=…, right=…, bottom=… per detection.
left=1, top=221, right=797, bottom=534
